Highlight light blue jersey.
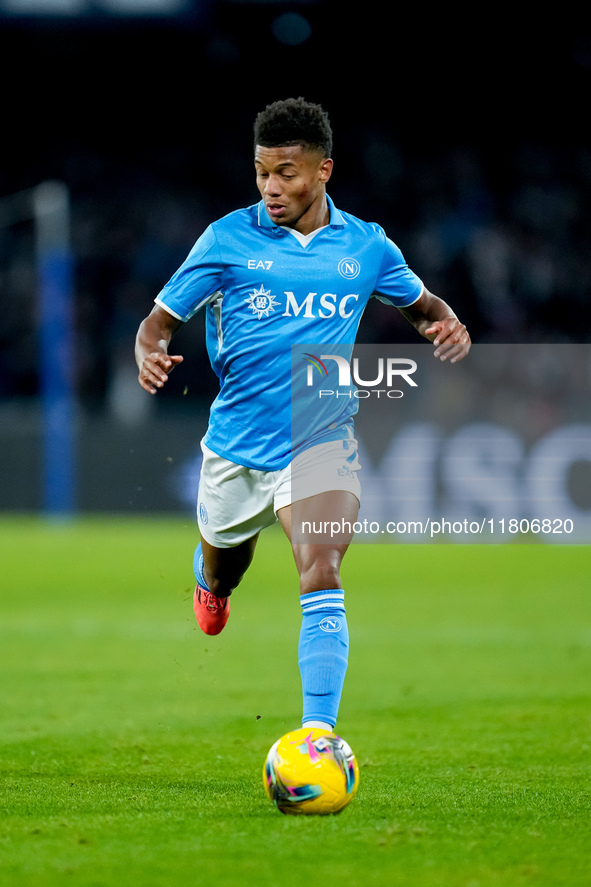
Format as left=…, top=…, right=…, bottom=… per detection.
left=156, top=196, right=423, bottom=470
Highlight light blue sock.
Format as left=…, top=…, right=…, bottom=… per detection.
left=193, top=542, right=209, bottom=590
left=298, top=589, right=349, bottom=729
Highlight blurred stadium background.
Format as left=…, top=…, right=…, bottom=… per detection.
left=0, top=1, right=589, bottom=515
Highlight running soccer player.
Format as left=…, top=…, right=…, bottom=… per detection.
left=135, top=98, right=470, bottom=733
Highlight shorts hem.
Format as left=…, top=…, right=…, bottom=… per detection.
left=274, top=482, right=361, bottom=514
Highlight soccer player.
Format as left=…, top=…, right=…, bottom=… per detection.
left=135, top=98, right=470, bottom=733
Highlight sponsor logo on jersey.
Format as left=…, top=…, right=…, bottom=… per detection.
left=244, top=287, right=360, bottom=320
left=282, top=291, right=359, bottom=319
left=244, top=285, right=279, bottom=318
left=247, top=259, right=274, bottom=270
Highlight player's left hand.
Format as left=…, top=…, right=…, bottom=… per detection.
left=425, top=318, right=471, bottom=363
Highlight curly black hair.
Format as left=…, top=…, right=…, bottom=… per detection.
left=253, top=97, right=333, bottom=158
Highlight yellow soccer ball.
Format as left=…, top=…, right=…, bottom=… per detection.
left=263, top=727, right=360, bottom=815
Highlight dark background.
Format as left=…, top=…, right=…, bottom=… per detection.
left=1, top=1, right=590, bottom=411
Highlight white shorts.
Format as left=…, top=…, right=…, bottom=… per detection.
left=197, top=438, right=361, bottom=548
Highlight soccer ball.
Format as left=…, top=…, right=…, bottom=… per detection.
left=263, top=727, right=360, bottom=815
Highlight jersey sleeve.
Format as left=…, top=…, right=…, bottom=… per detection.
left=372, top=235, right=423, bottom=308
left=155, top=225, right=224, bottom=321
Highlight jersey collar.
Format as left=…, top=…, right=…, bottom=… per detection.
left=257, top=194, right=346, bottom=233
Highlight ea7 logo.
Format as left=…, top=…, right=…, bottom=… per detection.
left=248, top=259, right=274, bottom=270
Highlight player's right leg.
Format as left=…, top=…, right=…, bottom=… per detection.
left=193, top=535, right=258, bottom=636
left=192, top=441, right=278, bottom=635
left=197, top=535, right=259, bottom=598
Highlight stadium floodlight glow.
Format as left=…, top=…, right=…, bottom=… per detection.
left=1, top=0, right=190, bottom=14
left=0, top=181, right=75, bottom=518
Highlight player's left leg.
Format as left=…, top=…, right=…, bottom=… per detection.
left=278, top=490, right=358, bottom=732
left=278, top=490, right=357, bottom=593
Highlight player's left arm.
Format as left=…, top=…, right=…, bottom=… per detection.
left=398, top=287, right=471, bottom=363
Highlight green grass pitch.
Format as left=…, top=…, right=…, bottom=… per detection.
left=0, top=515, right=590, bottom=886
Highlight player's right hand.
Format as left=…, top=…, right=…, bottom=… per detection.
left=138, top=352, right=184, bottom=394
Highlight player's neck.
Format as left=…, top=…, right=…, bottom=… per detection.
left=293, top=194, right=330, bottom=237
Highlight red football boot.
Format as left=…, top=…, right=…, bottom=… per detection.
left=193, top=584, right=230, bottom=636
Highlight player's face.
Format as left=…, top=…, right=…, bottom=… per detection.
left=254, top=145, right=333, bottom=235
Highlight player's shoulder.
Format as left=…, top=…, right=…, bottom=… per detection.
left=203, top=204, right=262, bottom=255
left=334, top=201, right=411, bottom=259
left=337, top=205, right=386, bottom=239
left=183, top=205, right=258, bottom=264
left=335, top=206, right=389, bottom=255
left=210, top=203, right=259, bottom=235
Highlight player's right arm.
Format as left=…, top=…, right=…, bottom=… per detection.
left=135, top=305, right=184, bottom=394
